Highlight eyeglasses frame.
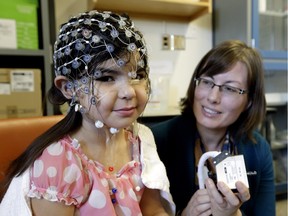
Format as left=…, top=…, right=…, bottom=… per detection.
left=194, top=77, right=248, bottom=95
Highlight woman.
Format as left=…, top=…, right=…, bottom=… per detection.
left=151, top=40, right=275, bottom=216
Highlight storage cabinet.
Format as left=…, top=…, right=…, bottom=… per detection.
left=213, top=0, right=287, bottom=197
left=257, top=0, right=287, bottom=56
left=213, top=0, right=287, bottom=67
left=88, top=0, right=212, bottom=21
left=0, top=0, right=55, bottom=116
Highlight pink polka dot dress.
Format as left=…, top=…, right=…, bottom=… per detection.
left=27, top=132, right=145, bottom=215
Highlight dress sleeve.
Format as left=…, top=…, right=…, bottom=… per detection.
left=27, top=139, right=91, bottom=207
left=138, top=123, right=176, bottom=215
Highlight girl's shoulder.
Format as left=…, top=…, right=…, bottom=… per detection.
left=36, top=135, right=86, bottom=167
left=28, top=136, right=90, bottom=206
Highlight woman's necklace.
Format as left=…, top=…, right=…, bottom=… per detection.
left=199, top=132, right=231, bottom=154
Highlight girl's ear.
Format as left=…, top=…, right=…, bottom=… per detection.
left=54, top=76, right=73, bottom=99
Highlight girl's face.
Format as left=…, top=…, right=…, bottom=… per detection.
left=79, top=56, right=149, bottom=129
left=193, top=61, right=250, bottom=132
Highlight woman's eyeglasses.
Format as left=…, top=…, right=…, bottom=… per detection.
left=194, top=77, right=248, bottom=96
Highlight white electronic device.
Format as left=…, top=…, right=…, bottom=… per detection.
left=198, top=151, right=249, bottom=191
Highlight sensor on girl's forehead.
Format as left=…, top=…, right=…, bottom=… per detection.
left=212, top=151, right=249, bottom=189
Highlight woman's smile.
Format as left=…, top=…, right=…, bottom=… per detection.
left=202, top=106, right=221, bottom=117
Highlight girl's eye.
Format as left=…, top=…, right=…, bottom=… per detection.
left=95, top=76, right=114, bottom=82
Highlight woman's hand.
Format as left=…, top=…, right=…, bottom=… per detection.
left=181, top=178, right=250, bottom=216
left=205, top=178, right=250, bottom=216
left=181, top=188, right=212, bottom=216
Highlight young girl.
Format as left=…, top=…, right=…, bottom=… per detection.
left=0, top=10, right=175, bottom=215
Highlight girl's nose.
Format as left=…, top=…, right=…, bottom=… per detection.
left=118, top=81, right=136, bottom=100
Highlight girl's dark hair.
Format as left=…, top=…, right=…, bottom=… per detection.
left=0, top=10, right=149, bottom=201
left=181, top=40, right=266, bottom=142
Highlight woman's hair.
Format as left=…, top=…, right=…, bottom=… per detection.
left=181, top=40, right=266, bottom=142
left=0, top=10, right=149, bottom=200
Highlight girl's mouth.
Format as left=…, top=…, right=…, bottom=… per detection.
left=114, top=107, right=136, bottom=116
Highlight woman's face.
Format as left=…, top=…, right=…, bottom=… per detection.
left=79, top=55, right=149, bottom=129
left=193, top=61, right=250, bottom=131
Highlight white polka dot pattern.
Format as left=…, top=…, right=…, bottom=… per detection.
left=46, top=166, right=57, bottom=177
left=28, top=135, right=144, bottom=215
left=33, top=159, right=44, bottom=178
left=47, top=142, right=63, bottom=156
left=88, top=190, right=107, bottom=209
left=128, top=188, right=138, bottom=201
left=63, top=164, right=81, bottom=184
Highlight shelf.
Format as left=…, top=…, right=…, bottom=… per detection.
left=265, top=93, right=288, bottom=106
left=271, top=140, right=287, bottom=150
left=0, top=0, right=54, bottom=116
left=143, top=106, right=180, bottom=117
left=0, top=48, right=46, bottom=56
left=260, top=10, right=288, bottom=17
left=88, top=0, right=212, bottom=21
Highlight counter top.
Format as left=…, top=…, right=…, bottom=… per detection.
left=265, top=93, right=288, bottom=106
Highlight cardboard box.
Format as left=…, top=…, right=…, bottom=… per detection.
left=0, top=68, right=42, bottom=119
left=0, top=1, right=38, bottom=49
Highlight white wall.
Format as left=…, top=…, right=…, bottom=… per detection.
left=134, top=14, right=212, bottom=109
left=54, top=0, right=89, bottom=30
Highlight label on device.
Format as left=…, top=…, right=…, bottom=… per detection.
left=213, top=153, right=249, bottom=189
